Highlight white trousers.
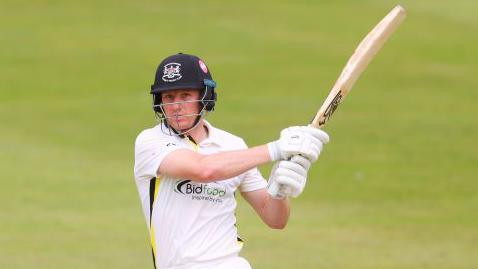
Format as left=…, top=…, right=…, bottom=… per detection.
left=164, top=256, right=252, bottom=269
left=215, top=257, right=252, bottom=269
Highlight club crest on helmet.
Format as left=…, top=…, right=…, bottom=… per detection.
left=162, top=63, right=182, bottom=82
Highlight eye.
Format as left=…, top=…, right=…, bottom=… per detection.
left=162, top=94, right=174, bottom=102
left=181, top=92, right=193, bottom=99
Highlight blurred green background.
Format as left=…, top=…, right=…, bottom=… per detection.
left=1, top=0, right=476, bottom=268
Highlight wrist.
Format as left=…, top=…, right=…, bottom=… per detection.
left=267, top=141, right=280, bottom=162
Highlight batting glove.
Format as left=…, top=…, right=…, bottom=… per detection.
left=267, top=126, right=329, bottom=162
left=267, top=155, right=312, bottom=199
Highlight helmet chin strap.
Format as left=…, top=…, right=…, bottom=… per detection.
left=174, top=111, right=206, bottom=136
left=157, top=107, right=207, bottom=137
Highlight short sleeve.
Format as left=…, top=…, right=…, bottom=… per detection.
left=234, top=138, right=267, bottom=192
left=238, top=167, right=268, bottom=192
left=134, top=130, right=184, bottom=181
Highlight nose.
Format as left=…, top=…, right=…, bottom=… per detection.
left=170, top=97, right=183, bottom=111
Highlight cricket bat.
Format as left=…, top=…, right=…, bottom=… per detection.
left=270, top=5, right=407, bottom=198
left=311, top=5, right=407, bottom=128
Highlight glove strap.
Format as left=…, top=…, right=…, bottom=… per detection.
left=267, top=141, right=280, bottom=162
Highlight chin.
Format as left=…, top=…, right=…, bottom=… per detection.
left=171, top=122, right=194, bottom=131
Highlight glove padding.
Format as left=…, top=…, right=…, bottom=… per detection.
left=267, top=126, right=329, bottom=162
left=267, top=155, right=312, bottom=199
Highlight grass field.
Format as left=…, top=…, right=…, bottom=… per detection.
left=1, top=1, right=477, bottom=268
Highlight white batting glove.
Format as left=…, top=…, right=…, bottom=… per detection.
left=267, top=155, right=312, bottom=199
left=267, top=126, right=330, bottom=162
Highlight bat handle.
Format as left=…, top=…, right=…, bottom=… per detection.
left=278, top=184, right=292, bottom=198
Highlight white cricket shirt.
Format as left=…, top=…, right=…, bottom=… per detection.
left=134, top=121, right=267, bottom=269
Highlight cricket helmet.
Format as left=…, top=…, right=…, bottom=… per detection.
left=150, top=53, right=217, bottom=112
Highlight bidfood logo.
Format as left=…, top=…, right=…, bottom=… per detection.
left=175, top=180, right=227, bottom=203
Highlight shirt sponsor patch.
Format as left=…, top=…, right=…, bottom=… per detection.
left=175, top=180, right=227, bottom=203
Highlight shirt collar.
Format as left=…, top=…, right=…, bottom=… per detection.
left=200, top=120, right=221, bottom=147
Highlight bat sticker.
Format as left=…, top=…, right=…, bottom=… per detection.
left=319, top=91, right=343, bottom=125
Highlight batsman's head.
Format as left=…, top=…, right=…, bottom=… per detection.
left=150, top=53, right=217, bottom=135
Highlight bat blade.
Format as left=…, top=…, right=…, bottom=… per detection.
left=310, top=5, right=407, bottom=128
left=270, top=6, right=406, bottom=199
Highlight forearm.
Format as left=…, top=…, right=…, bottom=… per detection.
left=196, top=145, right=271, bottom=182
left=259, top=195, right=290, bottom=229
left=242, top=188, right=291, bottom=229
